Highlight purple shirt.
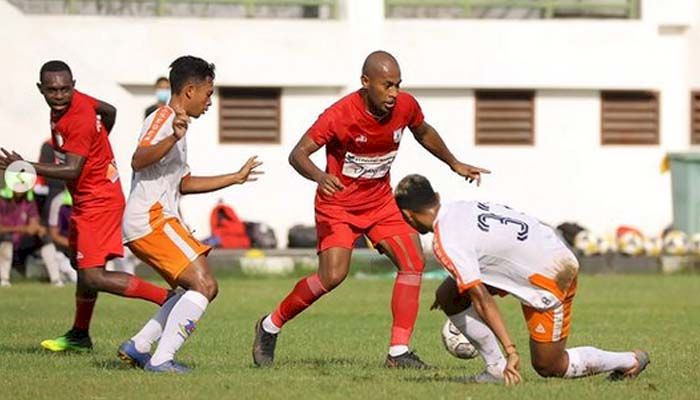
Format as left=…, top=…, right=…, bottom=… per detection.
left=0, top=197, right=39, bottom=246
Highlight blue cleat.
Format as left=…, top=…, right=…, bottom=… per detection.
left=144, top=359, right=191, bottom=374
left=117, top=340, right=151, bottom=369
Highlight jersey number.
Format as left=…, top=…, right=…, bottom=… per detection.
left=477, top=212, right=529, bottom=241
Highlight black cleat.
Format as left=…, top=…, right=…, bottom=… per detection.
left=252, top=316, right=278, bottom=367
left=385, top=351, right=431, bottom=369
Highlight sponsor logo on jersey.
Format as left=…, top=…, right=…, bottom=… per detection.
left=355, top=134, right=368, bottom=143
left=54, top=132, right=64, bottom=148
left=393, top=128, right=403, bottom=144
left=535, top=323, right=546, bottom=334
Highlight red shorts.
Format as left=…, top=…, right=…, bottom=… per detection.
left=315, top=195, right=416, bottom=252
left=69, top=208, right=124, bottom=269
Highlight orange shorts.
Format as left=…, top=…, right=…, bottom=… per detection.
left=127, top=218, right=210, bottom=287
left=521, top=278, right=577, bottom=343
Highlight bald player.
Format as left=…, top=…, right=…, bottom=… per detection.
left=252, top=50, right=490, bottom=368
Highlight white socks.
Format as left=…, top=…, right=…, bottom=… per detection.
left=389, top=345, right=409, bottom=357
left=149, top=290, right=209, bottom=366
left=0, top=241, right=12, bottom=284
left=564, top=347, right=637, bottom=378
left=449, top=306, right=507, bottom=372
left=131, top=291, right=184, bottom=353
left=262, top=314, right=281, bottom=334
left=40, top=243, right=62, bottom=285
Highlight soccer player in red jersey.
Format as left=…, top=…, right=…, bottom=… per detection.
left=253, top=51, right=490, bottom=368
left=0, top=61, right=170, bottom=352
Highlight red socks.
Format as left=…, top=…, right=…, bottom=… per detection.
left=271, top=273, right=328, bottom=327
left=123, top=276, right=169, bottom=305
left=390, top=272, right=422, bottom=345
left=72, top=296, right=97, bottom=332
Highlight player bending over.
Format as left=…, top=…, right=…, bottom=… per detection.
left=394, top=174, right=649, bottom=385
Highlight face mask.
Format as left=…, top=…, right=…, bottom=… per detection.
left=155, top=88, right=170, bottom=104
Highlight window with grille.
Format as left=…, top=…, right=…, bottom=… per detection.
left=601, top=91, right=658, bottom=145
left=475, top=90, right=535, bottom=145
left=219, top=87, right=281, bottom=143
left=691, top=92, right=700, bottom=145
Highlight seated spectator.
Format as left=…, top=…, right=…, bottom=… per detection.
left=0, top=186, right=63, bottom=287
left=47, top=190, right=77, bottom=283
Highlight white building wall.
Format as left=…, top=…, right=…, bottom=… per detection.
left=1, top=0, right=700, bottom=245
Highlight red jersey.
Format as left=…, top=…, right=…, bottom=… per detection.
left=307, top=90, right=424, bottom=209
left=50, top=90, right=124, bottom=214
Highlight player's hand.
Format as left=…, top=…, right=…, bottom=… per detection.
left=172, top=107, right=189, bottom=140
left=451, top=161, right=490, bottom=186
left=0, top=148, right=24, bottom=170
left=316, top=173, right=345, bottom=196
left=503, top=351, right=522, bottom=386
left=234, top=156, right=264, bottom=184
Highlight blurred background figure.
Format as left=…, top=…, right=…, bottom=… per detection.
left=0, top=185, right=63, bottom=287
left=144, top=76, right=170, bottom=118
left=47, top=189, right=78, bottom=283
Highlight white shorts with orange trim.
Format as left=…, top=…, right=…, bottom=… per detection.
left=127, top=217, right=210, bottom=287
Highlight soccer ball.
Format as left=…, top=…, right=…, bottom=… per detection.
left=690, top=233, right=700, bottom=255
left=644, top=236, right=663, bottom=257
left=663, top=230, right=690, bottom=256
left=441, top=319, right=479, bottom=360
left=617, top=231, right=645, bottom=256
left=573, top=231, right=607, bottom=256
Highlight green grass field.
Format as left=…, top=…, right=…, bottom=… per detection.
left=1, top=274, right=698, bottom=399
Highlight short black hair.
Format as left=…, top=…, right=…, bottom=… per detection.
left=155, top=76, right=169, bottom=85
left=169, top=56, right=215, bottom=94
left=40, top=60, right=72, bottom=81
left=394, top=174, right=438, bottom=212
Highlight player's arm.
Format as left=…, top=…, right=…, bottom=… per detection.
left=409, top=122, right=491, bottom=185
left=131, top=135, right=179, bottom=171
left=179, top=156, right=263, bottom=195
left=0, top=148, right=85, bottom=181
left=288, top=134, right=345, bottom=196
left=132, top=108, right=188, bottom=171
left=466, top=283, right=522, bottom=385
left=94, top=100, right=117, bottom=133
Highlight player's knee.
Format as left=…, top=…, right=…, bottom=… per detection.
left=78, top=269, right=105, bottom=291
left=321, top=269, right=347, bottom=290
left=531, top=358, right=566, bottom=378
left=194, top=276, right=218, bottom=301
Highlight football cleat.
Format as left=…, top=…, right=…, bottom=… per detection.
left=252, top=316, right=278, bottom=367
left=40, top=329, right=92, bottom=352
left=117, top=340, right=151, bottom=369
left=385, top=351, right=431, bottom=369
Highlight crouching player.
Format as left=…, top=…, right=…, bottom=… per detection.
left=394, top=174, right=649, bottom=385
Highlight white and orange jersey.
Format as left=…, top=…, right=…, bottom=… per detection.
left=123, top=106, right=190, bottom=243
left=432, top=201, right=579, bottom=311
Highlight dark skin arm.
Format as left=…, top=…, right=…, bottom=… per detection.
left=94, top=100, right=117, bottom=133
left=467, top=283, right=522, bottom=385
left=288, top=134, right=345, bottom=196
left=179, top=156, right=263, bottom=195
left=0, top=148, right=84, bottom=181
left=410, top=121, right=491, bottom=185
